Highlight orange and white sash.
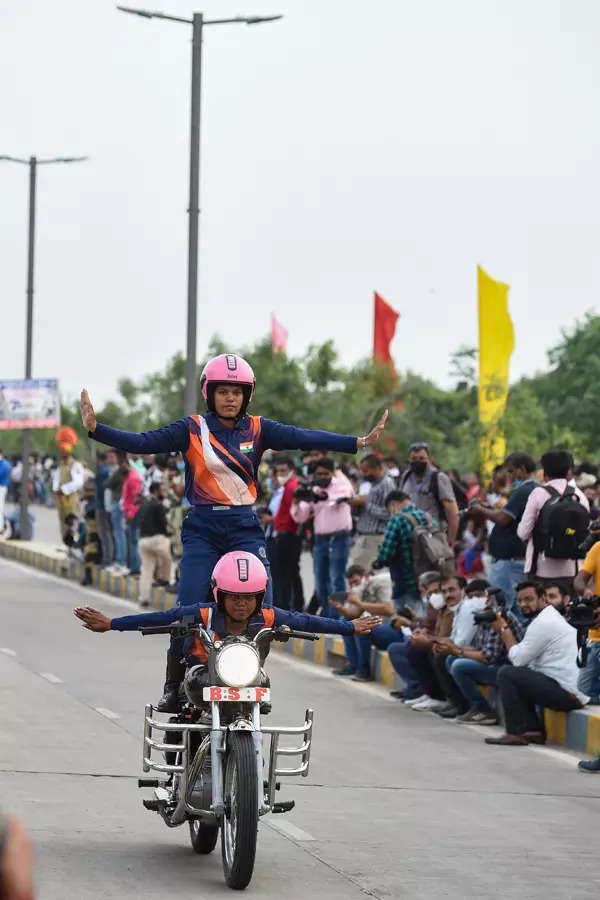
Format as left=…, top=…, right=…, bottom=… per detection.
left=197, top=415, right=256, bottom=506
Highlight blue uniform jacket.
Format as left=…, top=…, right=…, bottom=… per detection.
left=110, top=603, right=355, bottom=637
left=91, top=413, right=358, bottom=508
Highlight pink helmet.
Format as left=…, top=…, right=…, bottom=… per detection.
left=200, top=354, right=255, bottom=416
left=211, top=551, right=268, bottom=609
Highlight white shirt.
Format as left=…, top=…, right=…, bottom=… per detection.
left=51, top=461, right=84, bottom=496
left=508, top=605, right=588, bottom=703
left=450, top=595, right=488, bottom=646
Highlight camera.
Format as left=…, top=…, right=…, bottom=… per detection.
left=566, top=595, right=600, bottom=667
left=293, top=481, right=329, bottom=503
left=473, top=590, right=507, bottom=626
left=579, top=520, right=600, bottom=556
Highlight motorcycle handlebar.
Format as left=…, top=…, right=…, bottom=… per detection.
left=139, top=625, right=176, bottom=636
left=283, top=630, right=319, bottom=641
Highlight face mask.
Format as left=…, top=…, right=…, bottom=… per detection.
left=277, top=473, right=292, bottom=486
left=387, top=467, right=400, bottom=478
left=176, top=461, right=185, bottom=472
left=315, top=477, right=332, bottom=488
left=410, top=461, right=427, bottom=477
left=511, top=478, right=523, bottom=488
left=302, top=464, right=309, bottom=477
left=428, top=592, right=445, bottom=610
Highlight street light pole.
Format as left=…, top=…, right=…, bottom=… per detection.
left=185, top=13, right=203, bottom=416
left=1, top=154, right=87, bottom=539
left=117, top=6, right=283, bottom=415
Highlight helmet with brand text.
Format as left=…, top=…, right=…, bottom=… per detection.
left=200, top=354, right=255, bottom=418
left=211, top=550, right=268, bottom=613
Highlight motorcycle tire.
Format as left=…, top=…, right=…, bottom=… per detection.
left=188, top=818, right=219, bottom=854
left=221, top=732, right=258, bottom=890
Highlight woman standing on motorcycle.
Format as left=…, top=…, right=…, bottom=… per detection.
left=80, top=353, right=388, bottom=710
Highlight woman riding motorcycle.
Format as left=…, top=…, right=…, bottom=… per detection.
left=80, top=354, right=388, bottom=710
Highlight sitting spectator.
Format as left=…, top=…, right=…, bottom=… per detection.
left=517, top=449, right=589, bottom=591
left=291, top=457, right=354, bottom=618
left=372, top=490, right=428, bottom=614
left=331, top=565, right=395, bottom=681
left=470, top=451, right=538, bottom=615
left=443, top=586, right=525, bottom=724
left=485, top=580, right=589, bottom=746
left=349, top=455, right=395, bottom=569
left=402, top=574, right=461, bottom=710
left=388, top=571, right=444, bottom=701
left=426, top=578, right=490, bottom=718
left=573, top=547, right=600, bottom=706
left=63, top=512, right=87, bottom=559
left=138, top=482, right=172, bottom=608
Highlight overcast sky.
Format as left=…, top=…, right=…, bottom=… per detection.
left=2, top=0, right=600, bottom=408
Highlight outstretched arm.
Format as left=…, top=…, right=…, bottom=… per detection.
left=74, top=603, right=202, bottom=632
left=273, top=607, right=381, bottom=636
left=261, top=410, right=388, bottom=456
left=80, top=389, right=190, bottom=454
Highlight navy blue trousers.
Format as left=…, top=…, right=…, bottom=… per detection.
left=171, top=505, right=271, bottom=662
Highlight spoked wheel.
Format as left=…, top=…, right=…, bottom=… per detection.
left=189, top=818, right=219, bottom=854
left=221, top=732, right=258, bottom=890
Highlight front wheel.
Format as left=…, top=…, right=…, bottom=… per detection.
left=189, top=818, right=219, bottom=854
left=221, top=732, right=258, bottom=890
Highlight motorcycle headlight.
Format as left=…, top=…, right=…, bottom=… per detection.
left=215, top=643, right=260, bottom=688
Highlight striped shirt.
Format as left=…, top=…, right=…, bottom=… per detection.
left=356, top=474, right=396, bottom=535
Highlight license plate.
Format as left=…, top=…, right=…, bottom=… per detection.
left=202, top=686, right=271, bottom=702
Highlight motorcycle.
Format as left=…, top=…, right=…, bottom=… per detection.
left=137, top=617, right=316, bottom=890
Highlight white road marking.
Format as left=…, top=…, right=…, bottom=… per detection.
left=39, top=672, right=63, bottom=684
left=95, top=707, right=121, bottom=720
left=267, top=819, right=316, bottom=842
left=0, top=647, right=16, bottom=656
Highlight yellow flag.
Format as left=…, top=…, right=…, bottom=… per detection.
left=478, top=265, right=514, bottom=477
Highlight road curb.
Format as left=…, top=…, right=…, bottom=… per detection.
left=2, top=539, right=599, bottom=756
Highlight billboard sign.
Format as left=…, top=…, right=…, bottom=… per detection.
left=0, top=378, right=60, bottom=430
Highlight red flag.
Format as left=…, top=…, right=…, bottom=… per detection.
left=373, top=292, right=399, bottom=370
left=271, top=314, right=288, bottom=353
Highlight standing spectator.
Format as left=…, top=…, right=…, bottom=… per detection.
left=400, top=443, right=459, bottom=547
left=485, top=581, right=589, bottom=745
left=51, top=443, right=84, bottom=536
left=106, top=452, right=129, bottom=573
left=138, top=482, right=172, bottom=607
left=259, top=463, right=283, bottom=588
left=122, top=459, right=143, bottom=576
left=517, top=449, right=589, bottom=591
left=95, top=451, right=114, bottom=567
left=573, top=548, right=600, bottom=705
left=0, top=448, right=11, bottom=534
left=272, top=455, right=303, bottom=611
left=471, top=452, right=538, bottom=614
left=349, top=455, right=395, bottom=569
left=372, top=490, right=428, bottom=612
left=291, top=457, right=353, bottom=617
left=142, top=453, right=164, bottom=496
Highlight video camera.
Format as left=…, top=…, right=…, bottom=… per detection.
left=472, top=589, right=507, bottom=626
left=566, top=595, right=600, bottom=668
left=578, top=519, right=600, bottom=557
left=293, top=479, right=349, bottom=506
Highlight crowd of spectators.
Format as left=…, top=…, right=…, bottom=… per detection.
left=2, top=439, right=600, bottom=770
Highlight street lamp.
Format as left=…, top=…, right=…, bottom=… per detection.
left=117, top=6, right=283, bottom=415
left=0, top=154, right=87, bottom=539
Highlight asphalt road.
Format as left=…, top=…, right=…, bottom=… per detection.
left=1, top=556, right=600, bottom=900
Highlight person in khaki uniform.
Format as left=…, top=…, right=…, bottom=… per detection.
left=52, top=443, right=84, bottom=536
left=138, top=481, right=172, bottom=607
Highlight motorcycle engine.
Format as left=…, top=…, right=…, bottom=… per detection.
left=188, top=753, right=212, bottom=812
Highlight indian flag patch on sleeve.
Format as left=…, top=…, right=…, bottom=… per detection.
left=239, top=441, right=254, bottom=454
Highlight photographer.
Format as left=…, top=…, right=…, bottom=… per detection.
left=484, top=581, right=589, bottom=746
left=443, top=585, right=525, bottom=724
left=573, top=546, right=600, bottom=706
left=291, top=457, right=354, bottom=618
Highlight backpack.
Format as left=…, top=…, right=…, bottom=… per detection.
left=400, top=511, right=456, bottom=579
left=532, top=485, right=590, bottom=572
